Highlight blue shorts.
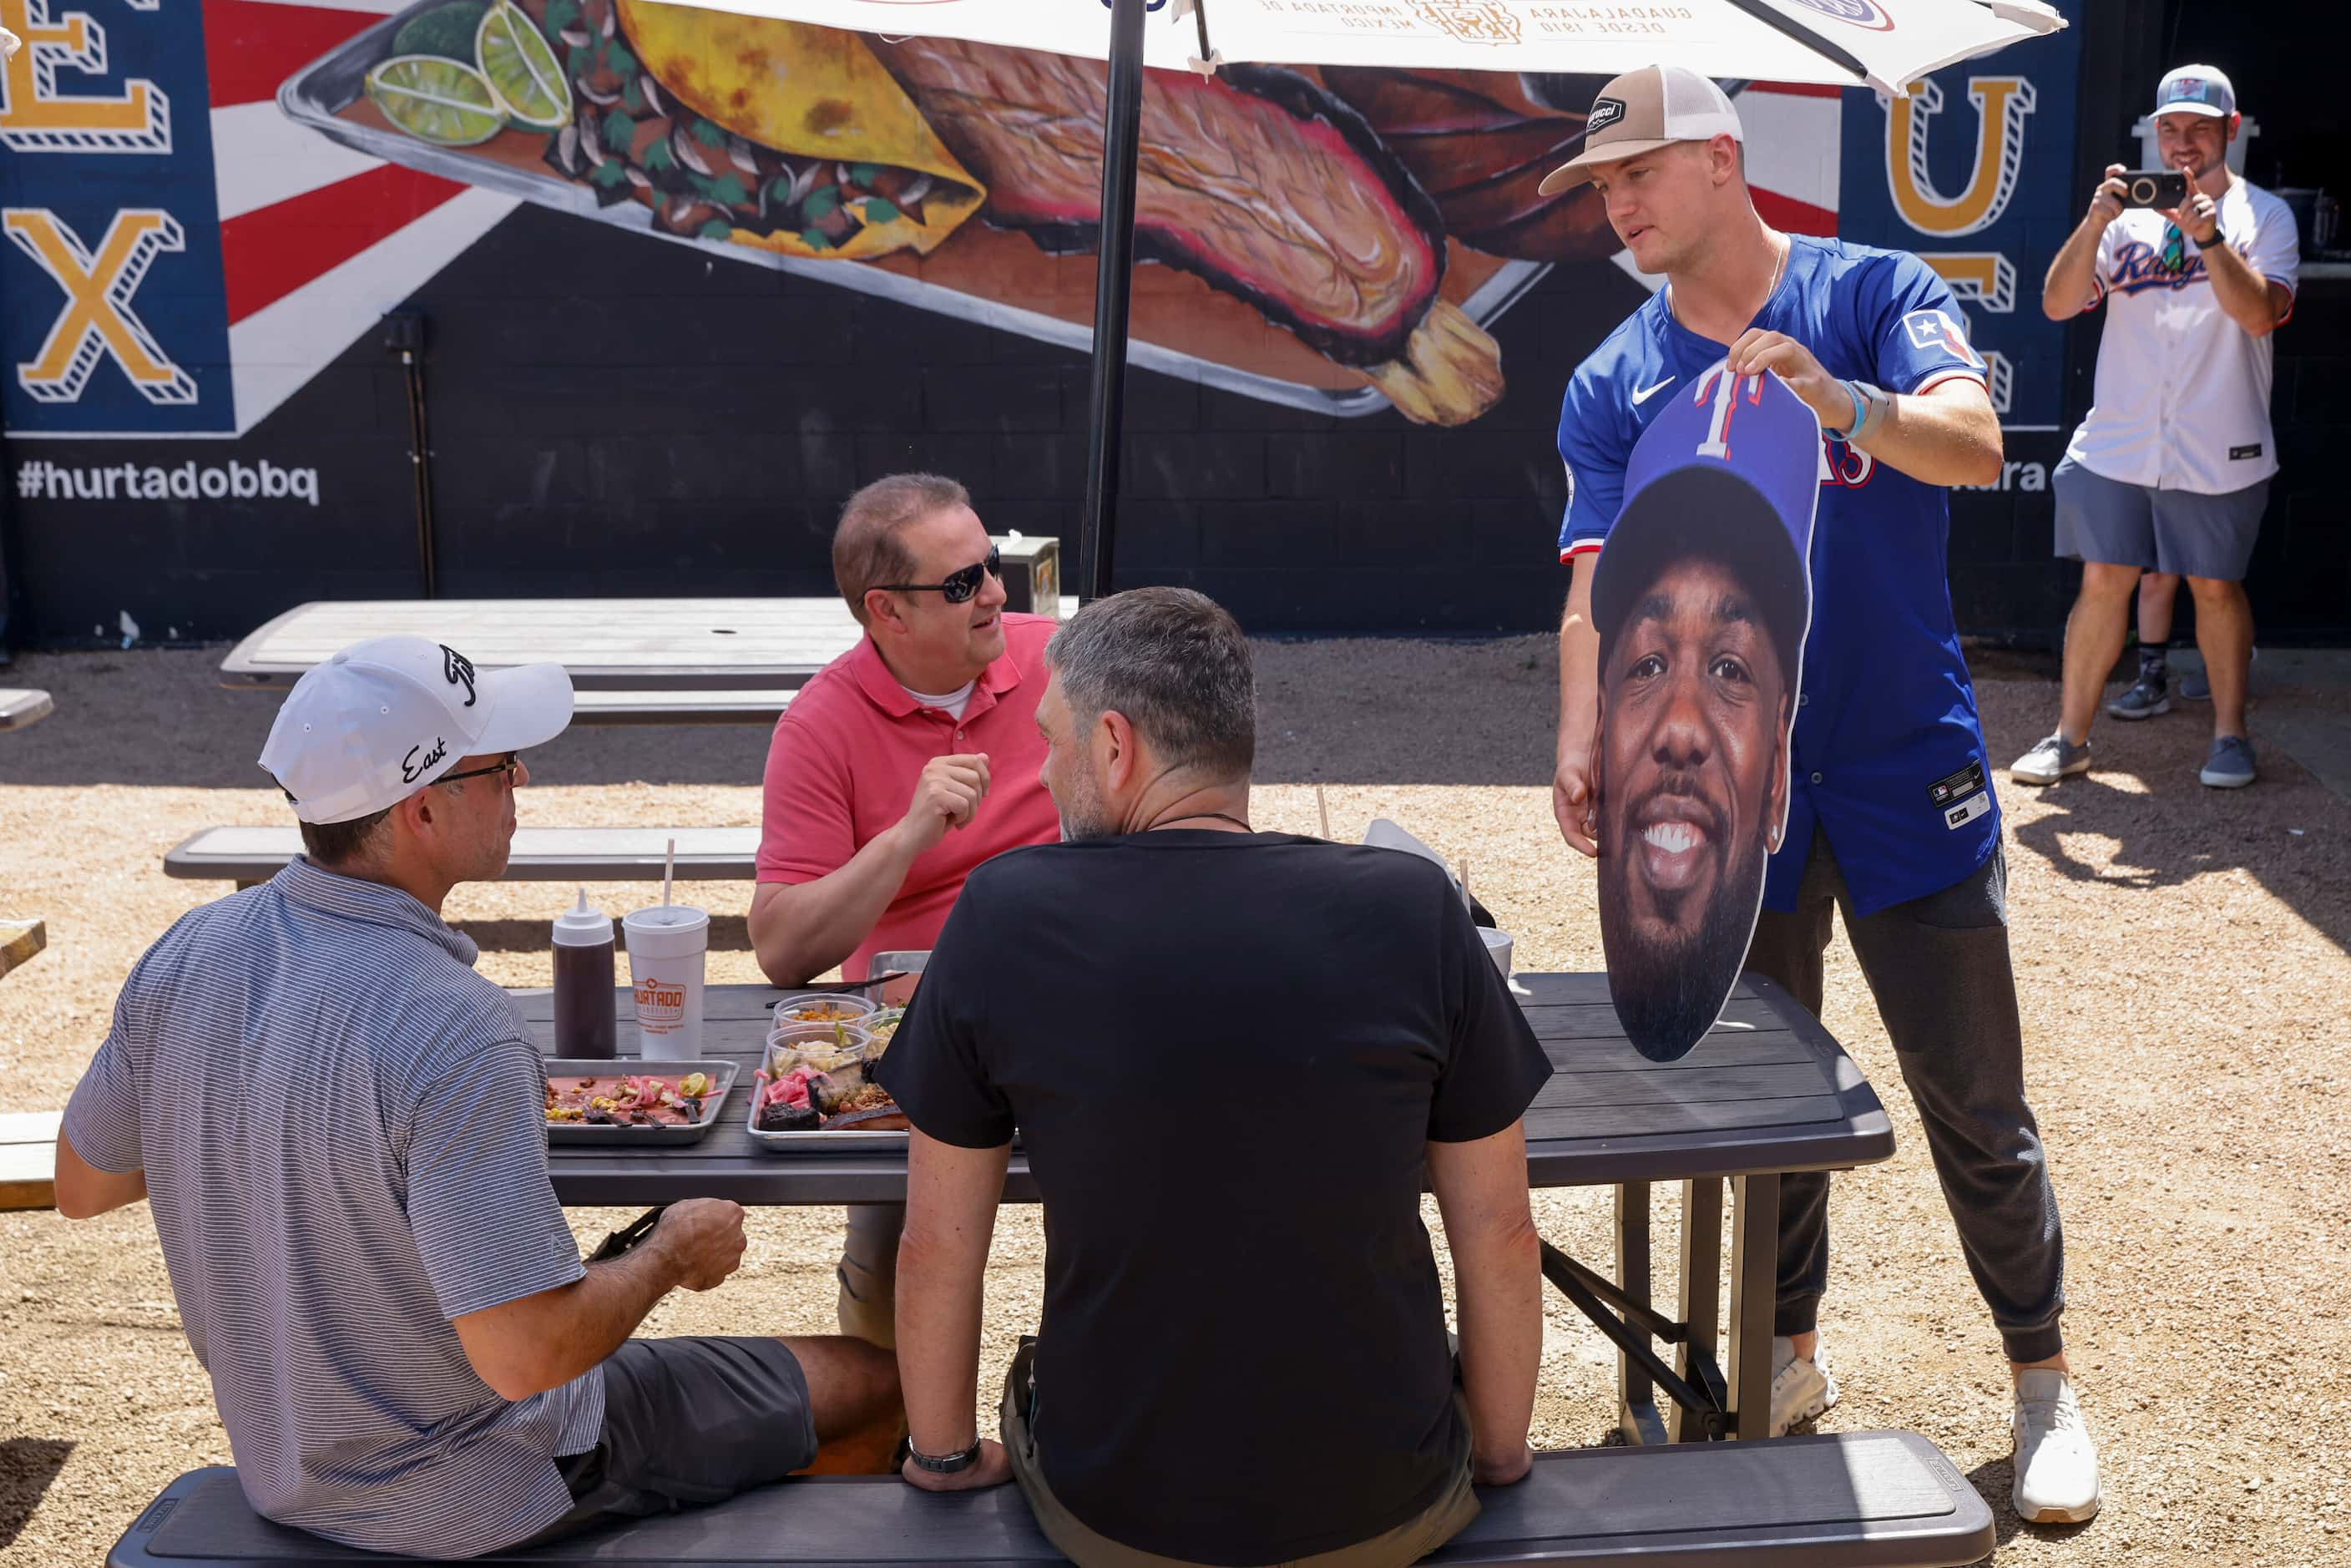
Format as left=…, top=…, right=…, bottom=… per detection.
left=2052, top=458, right=2268, bottom=582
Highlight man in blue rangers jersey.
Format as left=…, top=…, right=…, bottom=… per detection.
left=1543, top=66, right=2101, bottom=1525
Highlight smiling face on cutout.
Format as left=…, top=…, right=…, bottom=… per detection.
left=1596, top=555, right=1792, bottom=1059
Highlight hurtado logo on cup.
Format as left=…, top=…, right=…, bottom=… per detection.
left=633, top=975, right=687, bottom=1027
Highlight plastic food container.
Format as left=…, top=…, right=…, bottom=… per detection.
left=771, top=992, right=877, bottom=1028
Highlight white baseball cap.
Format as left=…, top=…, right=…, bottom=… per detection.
left=1539, top=65, right=1743, bottom=196
left=259, top=636, right=574, bottom=823
left=2154, top=64, right=2236, bottom=120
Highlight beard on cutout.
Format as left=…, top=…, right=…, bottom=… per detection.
left=1599, top=820, right=1771, bottom=1062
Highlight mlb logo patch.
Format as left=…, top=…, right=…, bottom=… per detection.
left=1903, top=309, right=1984, bottom=370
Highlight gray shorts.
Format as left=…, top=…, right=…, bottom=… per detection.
left=525, top=1337, right=817, bottom=1545
left=2052, top=458, right=2268, bottom=581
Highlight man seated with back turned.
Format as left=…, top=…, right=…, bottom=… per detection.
left=54, top=638, right=902, bottom=1558
left=877, top=588, right=1552, bottom=1568
left=751, top=472, right=1059, bottom=1345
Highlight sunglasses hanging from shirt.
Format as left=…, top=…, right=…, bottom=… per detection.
left=877, top=547, right=1002, bottom=605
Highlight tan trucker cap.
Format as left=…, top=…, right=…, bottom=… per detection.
left=1537, top=65, right=1744, bottom=196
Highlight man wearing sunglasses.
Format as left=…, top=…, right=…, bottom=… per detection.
left=55, top=636, right=905, bottom=1556
left=2021, top=65, right=2298, bottom=792
left=752, top=473, right=1060, bottom=1344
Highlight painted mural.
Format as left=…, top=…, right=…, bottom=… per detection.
left=2, top=0, right=2081, bottom=443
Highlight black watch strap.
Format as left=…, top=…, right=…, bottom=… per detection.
left=907, top=1436, right=982, bottom=1474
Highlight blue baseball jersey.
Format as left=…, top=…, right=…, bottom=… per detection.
left=1558, top=236, right=1996, bottom=917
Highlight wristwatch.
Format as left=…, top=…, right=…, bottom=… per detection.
left=907, top=1435, right=983, bottom=1474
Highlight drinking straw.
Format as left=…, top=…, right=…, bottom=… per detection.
left=662, top=837, right=675, bottom=910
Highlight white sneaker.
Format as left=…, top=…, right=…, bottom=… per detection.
left=1769, top=1335, right=1839, bottom=1437
left=2011, top=1369, right=2101, bottom=1523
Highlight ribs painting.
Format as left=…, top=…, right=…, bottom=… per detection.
left=283, top=0, right=1650, bottom=423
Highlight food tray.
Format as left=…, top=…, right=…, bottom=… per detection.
left=744, top=1091, right=909, bottom=1153
left=274, top=7, right=1550, bottom=420
left=543, top=1058, right=738, bottom=1145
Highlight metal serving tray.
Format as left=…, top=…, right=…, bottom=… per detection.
left=544, top=1058, right=739, bottom=1146
left=275, top=7, right=1550, bottom=420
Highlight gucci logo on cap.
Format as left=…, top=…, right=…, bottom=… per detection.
left=441, top=644, right=477, bottom=707
left=1587, top=97, right=1626, bottom=135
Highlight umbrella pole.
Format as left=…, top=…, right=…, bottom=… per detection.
left=1079, top=0, right=1149, bottom=603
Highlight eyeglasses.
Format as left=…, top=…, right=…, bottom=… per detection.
left=877, top=547, right=1001, bottom=605
left=436, top=752, right=519, bottom=789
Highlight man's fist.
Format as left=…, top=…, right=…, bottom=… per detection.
left=2164, top=186, right=2222, bottom=246
left=1723, top=330, right=1845, bottom=436
left=896, top=753, right=992, bottom=857
left=652, top=1198, right=747, bottom=1292
left=2086, top=163, right=2127, bottom=228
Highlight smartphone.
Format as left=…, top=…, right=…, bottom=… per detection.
left=2120, top=169, right=2189, bottom=210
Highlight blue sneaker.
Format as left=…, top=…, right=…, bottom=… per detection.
left=2199, top=735, right=2256, bottom=788
left=2106, top=674, right=2170, bottom=721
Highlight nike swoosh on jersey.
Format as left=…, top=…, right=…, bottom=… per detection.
left=1631, top=377, right=1676, bottom=405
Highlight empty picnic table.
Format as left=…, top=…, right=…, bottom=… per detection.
left=0, top=688, right=53, bottom=731
left=523, top=972, right=1895, bottom=1448
left=219, top=592, right=1084, bottom=702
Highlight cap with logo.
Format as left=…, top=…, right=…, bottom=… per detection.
left=1591, top=366, right=1820, bottom=689
left=258, top=636, right=574, bottom=823
left=1538, top=65, right=1743, bottom=197
left=2154, top=64, right=2235, bottom=120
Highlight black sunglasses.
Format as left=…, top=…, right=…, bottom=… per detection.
left=877, top=546, right=1001, bottom=605
left=437, top=752, right=520, bottom=788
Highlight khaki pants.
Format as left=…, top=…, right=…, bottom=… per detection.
left=837, top=1204, right=903, bottom=1348
left=999, top=1340, right=1481, bottom=1568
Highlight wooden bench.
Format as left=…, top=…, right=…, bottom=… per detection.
left=0, top=1110, right=61, bottom=1211
left=164, top=827, right=757, bottom=886
left=0, top=688, right=53, bottom=731
left=109, top=1432, right=1993, bottom=1565
left=567, top=687, right=793, bottom=725
left=0, top=917, right=44, bottom=980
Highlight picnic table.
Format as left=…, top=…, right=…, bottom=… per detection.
left=523, top=972, right=1894, bottom=1446
left=219, top=590, right=1081, bottom=707
left=0, top=689, right=53, bottom=731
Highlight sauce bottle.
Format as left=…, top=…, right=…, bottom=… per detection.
left=553, top=888, right=617, bottom=1059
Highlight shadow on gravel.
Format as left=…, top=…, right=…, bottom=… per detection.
left=0, top=1437, right=74, bottom=1550
left=2007, top=765, right=2351, bottom=957
left=1, top=640, right=1569, bottom=791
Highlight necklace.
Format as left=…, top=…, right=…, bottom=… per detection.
left=1151, top=812, right=1255, bottom=832
left=1666, top=229, right=1789, bottom=336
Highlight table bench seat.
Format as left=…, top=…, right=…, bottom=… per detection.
left=164, top=827, right=757, bottom=885
left=0, top=688, right=53, bottom=731
left=110, top=1432, right=1992, bottom=1565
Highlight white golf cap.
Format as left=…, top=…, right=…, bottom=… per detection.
left=2154, top=65, right=2235, bottom=120
left=1539, top=65, right=1743, bottom=196
left=259, top=636, right=574, bottom=823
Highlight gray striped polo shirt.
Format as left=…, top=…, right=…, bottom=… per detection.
left=63, top=857, right=604, bottom=1556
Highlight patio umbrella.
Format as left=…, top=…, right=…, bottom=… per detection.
left=671, top=0, right=2067, bottom=596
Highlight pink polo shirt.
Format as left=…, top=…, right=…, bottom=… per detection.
left=757, top=613, right=1060, bottom=981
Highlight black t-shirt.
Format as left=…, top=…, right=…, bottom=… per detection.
left=875, top=831, right=1552, bottom=1565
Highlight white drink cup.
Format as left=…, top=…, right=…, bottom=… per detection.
left=623, top=904, right=709, bottom=1057
left=1478, top=927, right=1514, bottom=978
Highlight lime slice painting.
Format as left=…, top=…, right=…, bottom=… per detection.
left=365, top=55, right=505, bottom=147
left=478, top=2, right=571, bottom=129
left=392, top=1, right=488, bottom=63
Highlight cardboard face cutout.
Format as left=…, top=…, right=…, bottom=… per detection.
left=1590, top=364, right=1820, bottom=1062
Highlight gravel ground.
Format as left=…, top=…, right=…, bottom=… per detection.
left=2, top=641, right=2346, bottom=1566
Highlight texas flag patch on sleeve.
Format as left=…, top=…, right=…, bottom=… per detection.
left=1903, top=309, right=1985, bottom=370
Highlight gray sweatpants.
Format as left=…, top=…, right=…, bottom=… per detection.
left=1743, top=831, right=2067, bottom=1363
